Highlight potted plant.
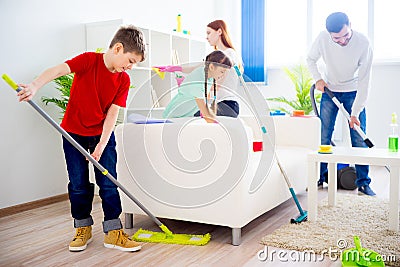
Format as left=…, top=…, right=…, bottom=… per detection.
left=41, top=73, right=73, bottom=119
left=267, top=63, right=321, bottom=115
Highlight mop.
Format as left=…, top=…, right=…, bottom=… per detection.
left=2, top=74, right=210, bottom=246
left=233, top=67, right=307, bottom=224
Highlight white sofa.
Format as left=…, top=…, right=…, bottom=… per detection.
left=114, top=115, right=320, bottom=245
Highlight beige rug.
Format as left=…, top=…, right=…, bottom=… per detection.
left=261, top=193, right=400, bottom=266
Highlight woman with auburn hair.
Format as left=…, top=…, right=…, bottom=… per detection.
left=206, top=19, right=243, bottom=118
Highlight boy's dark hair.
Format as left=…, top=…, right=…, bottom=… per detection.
left=326, top=12, right=349, bottom=33
left=109, top=25, right=146, bottom=62
left=204, top=50, right=233, bottom=112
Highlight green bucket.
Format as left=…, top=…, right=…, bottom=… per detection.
left=341, top=236, right=385, bottom=266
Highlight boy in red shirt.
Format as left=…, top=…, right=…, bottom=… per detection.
left=18, top=25, right=146, bottom=252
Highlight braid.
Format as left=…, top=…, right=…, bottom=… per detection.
left=202, top=50, right=233, bottom=116
left=204, top=61, right=209, bottom=106
left=212, top=78, right=217, bottom=113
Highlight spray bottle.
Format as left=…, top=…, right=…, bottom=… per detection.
left=389, top=112, right=399, bottom=152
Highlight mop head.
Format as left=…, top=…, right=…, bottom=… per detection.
left=132, top=225, right=211, bottom=246
left=290, top=211, right=308, bottom=224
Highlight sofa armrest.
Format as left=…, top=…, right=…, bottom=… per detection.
left=239, top=115, right=320, bottom=150
left=273, top=116, right=320, bottom=150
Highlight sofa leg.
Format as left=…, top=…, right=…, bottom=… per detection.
left=232, top=228, right=241, bottom=246
left=125, top=213, right=133, bottom=229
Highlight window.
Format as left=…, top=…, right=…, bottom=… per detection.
left=265, top=0, right=307, bottom=67
left=245, top=0, right=400, bottom=70
left=374, top=0, right=400, bottom=60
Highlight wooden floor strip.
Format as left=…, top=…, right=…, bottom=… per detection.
left=0, top=193, right=68, bottom=218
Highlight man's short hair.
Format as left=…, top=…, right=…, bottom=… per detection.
left=326, top=12, right=349, bottom=33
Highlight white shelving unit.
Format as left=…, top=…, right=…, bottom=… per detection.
left=85, top=19, right=208, bottom=119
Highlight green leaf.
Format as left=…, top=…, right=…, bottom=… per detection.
left=41, top=73, right=74, bottom=119
left=267, top=63, right=321, bottom=115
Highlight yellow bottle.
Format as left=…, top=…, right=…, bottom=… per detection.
left=177, top=14, right=182, bottom=32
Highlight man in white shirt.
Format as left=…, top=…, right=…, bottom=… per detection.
left=307, top=12, right=375, bottom=196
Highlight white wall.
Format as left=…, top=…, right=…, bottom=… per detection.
left=0, top=0, right=215, bottom=209
left=214, top=0, right=242, bottom=53
left=368, top=63, right=400, bottom=148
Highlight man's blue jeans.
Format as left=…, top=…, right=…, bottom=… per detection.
left=319, top=91, right=371, bottom=187
left=63, top=132, right=122, bottom=233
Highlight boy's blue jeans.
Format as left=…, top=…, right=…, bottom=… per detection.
left=63, top=132, right=122, bottom=233
left=319, top=91, right=371, bottom=187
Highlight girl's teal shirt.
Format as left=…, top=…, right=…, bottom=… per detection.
left=163, top=66, right=212, bottom=118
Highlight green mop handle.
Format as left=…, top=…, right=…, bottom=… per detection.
left=2, top=74, right=164, bottom=228
left=276, top=160, right=306, bottom=216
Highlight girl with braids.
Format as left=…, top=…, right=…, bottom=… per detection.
left=206, top=19, right=244, bottom=117
left=162, top=50, right=232, bottom=120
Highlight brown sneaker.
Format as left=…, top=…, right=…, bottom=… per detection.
left=69, top=226, right=92, bottom=252
left=104, top=229, right=141, bottom=252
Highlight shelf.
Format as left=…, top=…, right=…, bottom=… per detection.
left=85, top=19, right=123, bottom=52
left=86, top=19, right=207, bottom=119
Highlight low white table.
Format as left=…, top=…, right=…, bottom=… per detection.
left=307, top=147, right=400, bottom=232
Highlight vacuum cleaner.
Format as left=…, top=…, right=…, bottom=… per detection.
left=310, top=84, right=385, bottom=190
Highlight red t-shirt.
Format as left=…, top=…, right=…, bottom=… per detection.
left=61, top=52, right=130, bottom=136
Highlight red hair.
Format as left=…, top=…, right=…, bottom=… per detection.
left=207, top=20, right=235, bottom=50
